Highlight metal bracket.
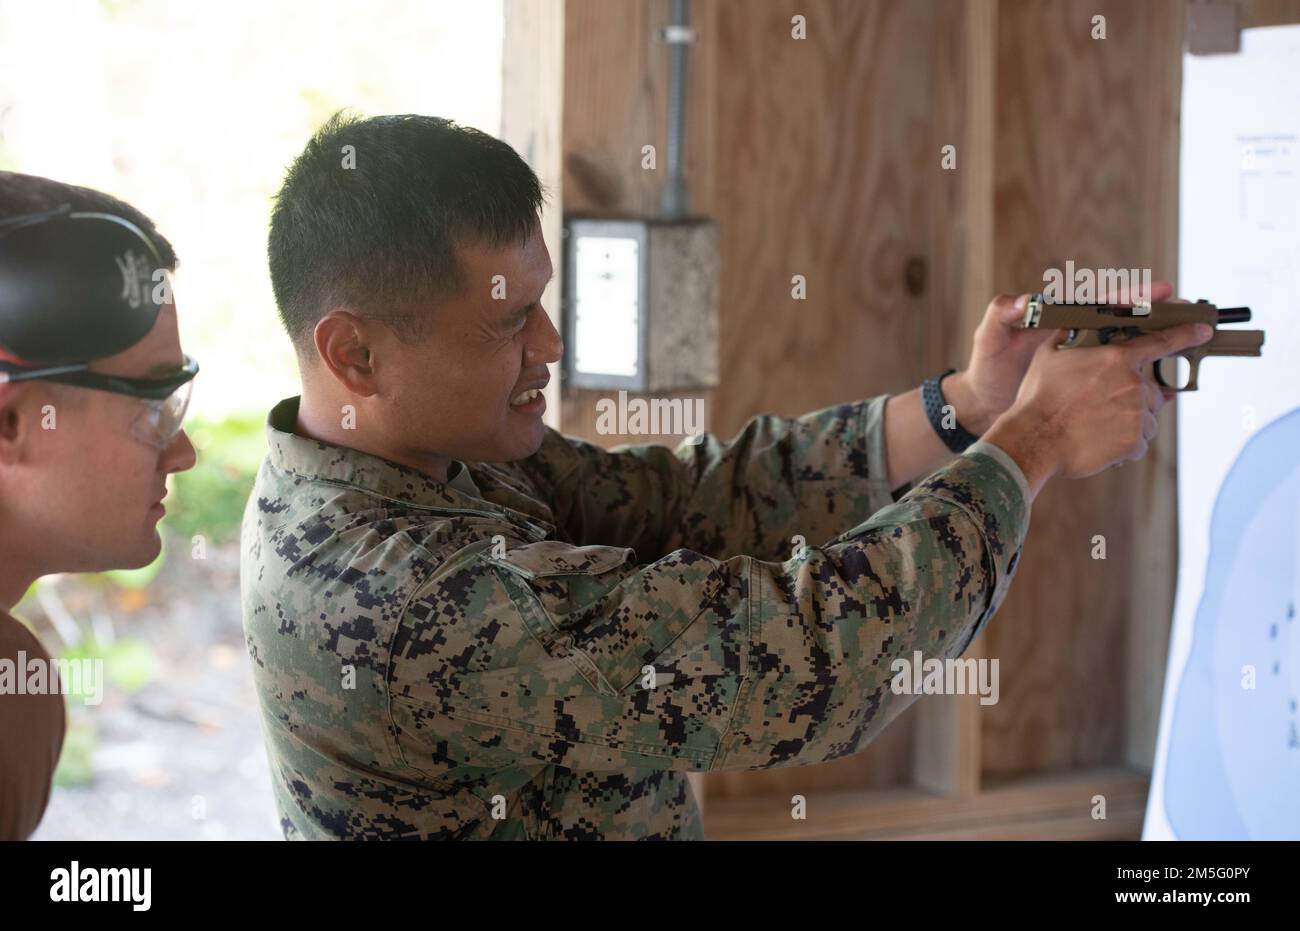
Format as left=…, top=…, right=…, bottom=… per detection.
left=1187, top=0, right=1241, bottom=56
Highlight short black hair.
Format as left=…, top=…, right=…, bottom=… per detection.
left=0, top=171, right=178, bottom=268
left=268, top=111, right=545, bottom=350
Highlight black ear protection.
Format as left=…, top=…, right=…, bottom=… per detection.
left=0, top=204, right=167, bottom=366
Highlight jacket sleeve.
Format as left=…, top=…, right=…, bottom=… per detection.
left=514, top=396, right=903, bottom=563
left=387, top=447, right=1029, bottom=779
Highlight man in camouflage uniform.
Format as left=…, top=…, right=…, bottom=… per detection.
left=241, top=113, right=1211, bottom=839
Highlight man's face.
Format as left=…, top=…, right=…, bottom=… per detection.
left=371, top=226, right=564, bottom=466
left=3, top=302, right=197, bottom=572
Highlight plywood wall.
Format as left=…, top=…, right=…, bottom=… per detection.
left=559, top=0, right=719, bottom=444
left=560, top=0, right=945, bottom=437
left=709, top=0, right=951, bottom=796
left=708, top=0, right=940, bottom=434
left=980, top=0, right=1185, bottom=779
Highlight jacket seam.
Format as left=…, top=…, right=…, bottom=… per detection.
left=704, top=557, right=756, bottom=772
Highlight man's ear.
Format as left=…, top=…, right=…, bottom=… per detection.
left=0, top=384, right=33, bottom=467
left=313, top=311, right=380, bottom=397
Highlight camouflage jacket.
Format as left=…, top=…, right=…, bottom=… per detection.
left=240, top=395, right=1030, bottom=840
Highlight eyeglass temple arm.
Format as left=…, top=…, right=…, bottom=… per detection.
left=0, top=362, right=93, bottom=384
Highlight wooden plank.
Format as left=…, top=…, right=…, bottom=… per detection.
left=1125, top=0, right=1185, bottom=771
left=929, top=0, right=997, bottom=371
left=913, top=0, right=998, bottom=798
left=704, top=0, right=943, bottom=802
left=982, top=0, right=1182, bottom=779
left=705, top=766, right=1149, bottom=839
left=709, top=0, right=939, bottom=438
left=560, top=0, right=719, bottom=442
left=502, top=0, right=566, bottom=429
left=1240, top=0, right=1300, bottom=27
left=913, top=687, right=983, bottom=798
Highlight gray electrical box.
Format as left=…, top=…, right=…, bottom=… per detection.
left=562, top=217, right=720, bottom=392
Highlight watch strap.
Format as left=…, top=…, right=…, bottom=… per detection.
left=921, top=368, right=979, bottom=454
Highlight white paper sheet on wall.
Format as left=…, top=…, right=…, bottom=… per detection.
left=1144, top=24, right=1300, bottom=840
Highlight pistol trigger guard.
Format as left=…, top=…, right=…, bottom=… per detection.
left=1153, top=358, right=1170, bottom=389
left=1154, top=353, right=1199, bottom=392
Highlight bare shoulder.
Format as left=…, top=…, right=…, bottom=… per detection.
left=0, top=609, right=67, bottom=840
left=0, top=608, right=51, bottom=657
left=0, top=609, right=68, bottom=728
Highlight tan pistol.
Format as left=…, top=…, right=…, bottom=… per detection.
left=1019, top=294, right=1265, bottom=391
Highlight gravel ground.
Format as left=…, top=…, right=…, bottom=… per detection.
left=27, top=541, right=282, bottom=841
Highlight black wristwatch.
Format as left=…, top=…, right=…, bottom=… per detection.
left=921, top=368, right=980, bottom=454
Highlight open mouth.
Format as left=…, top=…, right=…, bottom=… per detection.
left=509, top=385, right=547, bottom=417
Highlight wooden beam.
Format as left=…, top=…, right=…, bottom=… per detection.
left=914, top=0, right=998, bottom=799
left=1240, top=0, right=1300, bottom=27
left=501, top=0, right=566, bottom=429
left=1125, top=0, right=1185, bottom=772
left=705, top=766, right=1149, bottom=840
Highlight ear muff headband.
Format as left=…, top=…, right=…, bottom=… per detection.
left=0, top=205, right=167, bottom=366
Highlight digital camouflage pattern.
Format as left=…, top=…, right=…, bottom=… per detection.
left=240, top=394, right=1030, bottom=840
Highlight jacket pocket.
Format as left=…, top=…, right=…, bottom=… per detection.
left=490, top=540, right=636, bottom=580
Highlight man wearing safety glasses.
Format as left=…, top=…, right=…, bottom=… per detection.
left=0, top=172, right=198, bottom=839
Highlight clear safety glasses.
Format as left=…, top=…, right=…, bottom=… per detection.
left=0, top=354, right=199, bottom=450
left=129, top=375, right=195, bottom=450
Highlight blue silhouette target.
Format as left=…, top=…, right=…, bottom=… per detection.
left=1164, top=407, right=1300, bottom=839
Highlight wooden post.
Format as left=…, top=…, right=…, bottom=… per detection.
left=914, top=0, right=997, bottom=798
left=502, top=0, right=566, bottom=429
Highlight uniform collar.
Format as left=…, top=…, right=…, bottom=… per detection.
left=264, top=396, right=486, bottom=510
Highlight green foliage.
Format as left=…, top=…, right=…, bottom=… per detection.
left=63, top=637, right=157, bottom=695
left=103, top=539, right=165, bottom=589
left=51, top=634, right=157, bottom=789
left=53, top=714, right=96, bottom=788
left=162, top=412, right=267, bottom=545
left=104, top=639, right=157, bottom=693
